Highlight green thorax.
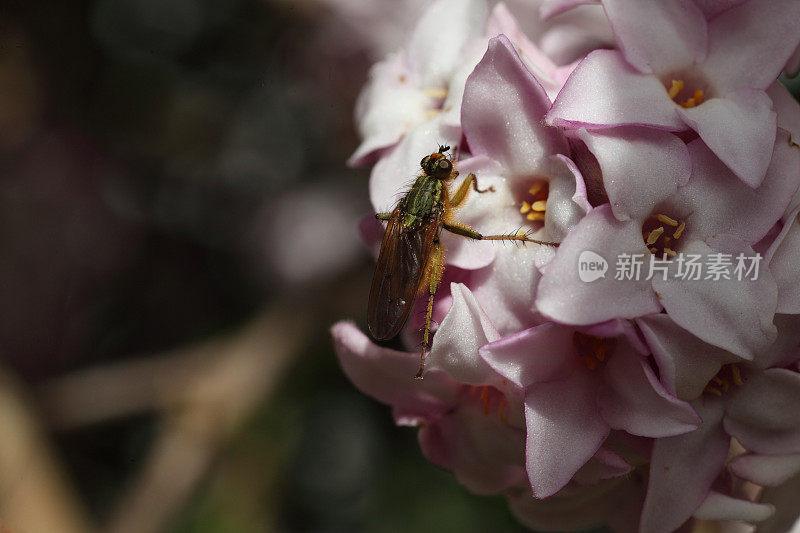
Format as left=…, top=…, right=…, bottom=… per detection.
left=401, top=174, right=443, bottom=229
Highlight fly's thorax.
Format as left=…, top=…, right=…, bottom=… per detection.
left=402, top=174, right=443, bottom=228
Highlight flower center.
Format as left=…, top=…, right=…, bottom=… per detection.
left=667, top=79, right=705, bottom=108
left=573, top=332, right=617, bottom=371
left=520, top=180, right=549, bottom=223
left=704, top=364, right=745, bottom=397
left=467, top=385, right=509, bottom=421
left=423, top=87, right=448, bottom=118
left=643, top=213, right=686, bottom=257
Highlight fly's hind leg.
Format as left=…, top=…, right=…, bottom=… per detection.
left=415, top=240, right=444, bottom=379
left=450, top=173, right=495, bottom=208
left=443, top=221, right=559, bottom=246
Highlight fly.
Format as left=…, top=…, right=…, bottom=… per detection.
left=367, top=145, right=559, bottom=378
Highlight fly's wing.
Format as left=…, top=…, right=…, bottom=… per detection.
left=368, top=208, right=439, bottom=341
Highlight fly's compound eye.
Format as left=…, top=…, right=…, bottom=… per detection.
left=420, top=156, right=429, bottom=168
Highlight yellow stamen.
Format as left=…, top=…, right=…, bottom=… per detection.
left=529, top=182, right=544, bottom=196
left=426, top=109, right=441, bottom=119
left=712, top=376, right=723, bottom=385
left=498, top=400, right=508, bottom=423
left=657, top=214, right=678, bottom=227
left=595, top=345, right=606, bottom=362
left=520, top=201, right=531, bottom=214
left=673, top=222, right=686, bottom=239
left=527, top=212, right=545, bottom=221
left=583, top=356, right=598, bottom=371
left=705, top=386, right=723, bottom=396
left=531, top=200, right=547, bottom=212
left=668, top=80, right=684, bottom=99
left=664, top=247, right=677, bottom=258
left=682, top=97, right=697, bottom=108
left=480, top=387, right=491, bottom=414
left=423, top=87, right=447, bottom=99
left=649, top=247, right=658, bottom=254
left=647, top=226, right=665, bottom=245
left=731, top=364, right=744, bottom=386
left=693, top=89, right=704, bottom=105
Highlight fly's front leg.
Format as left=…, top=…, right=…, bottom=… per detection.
left=375, top=212, right=392, bottom=221
left=449, top=173, right=495, bottom=208
left=443, top=221, right=559, bottom=246
left=415, top=240, right=444, bottom=379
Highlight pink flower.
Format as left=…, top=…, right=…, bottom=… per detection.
left=635, top=313, right=800, bottom=532
left=480, top=318, right=699, bottom=497
left=336, top=0, right=800, bottom=530
left=547, top=0, right=800, bottom=186
left=536, top=131, right=799, bottom=359
left=348, top=0, right=488, bottom=165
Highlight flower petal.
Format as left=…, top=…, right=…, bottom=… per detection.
left=601, top=0, right=707, bottom=75
left=427, top=283, right=502, bottom=385
left=539, top=0, right=600, bottom=20
left=418, top=400, right=528, bottom=495
left=536, top=204, right=662, bottom=325
left=467, top=244, right=547, bottom=336
left=547, top=50, right=684, bottom=130
left=755, top=314, right=800, bottom=370
left=461, top=35, right=567, bottom=178
left=766, top=82, right=800, bottom=142
left=636, top=314, right=736, bottom=401
left=572, top=446, right=632, bottom=485
left=598, top=340, right=701, bottom=437
left=651, top=236, right=778, bottom=360
left=671, top=131, right=800, bottom=244
left=730, top=453, right=800, bottom=487
left=332, top=322, right=460, bottom=418
left=480, top=322, right=577, bottom=388
left=640, top=398, right=730, bottom=533
left=349, top=52, right=435, bottom=166
left=701, top=0, right=800, bottom=93
left=693, top=491, right=774, bottom=523
left=406, top=0, right=488, bottom=88
left=725, top=368, right=800, bottom=455
left=691, top=0, right=748, bottom=18
left=765, top=208, right=800, bottom=314
left=486, top=3, right=564, bottom=101
left=524, top=370, right=610, bottom=497
left=677, top=89, right=777, bottom=188
left=577, top=126, right=691, bottom=222
left=540, top=154, right=590, bottom=241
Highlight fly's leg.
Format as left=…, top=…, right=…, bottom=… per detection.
left=415, top=240, right=444, bottom=379
left=449, top=173, right=495, bottom=208
left=443, top=221, right=559, bottom=246
left=375, top=212, right=392, bottom=221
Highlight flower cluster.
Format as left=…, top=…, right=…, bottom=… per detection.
left=333, top=0, right=800, bottom=531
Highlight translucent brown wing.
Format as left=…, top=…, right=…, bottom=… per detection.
left=368, top=207, right=440, bottom=341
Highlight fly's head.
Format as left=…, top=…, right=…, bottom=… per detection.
left=420, top=145, right=454, bottom=180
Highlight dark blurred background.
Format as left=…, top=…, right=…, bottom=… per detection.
left=0, top=0, right=531, bottom=531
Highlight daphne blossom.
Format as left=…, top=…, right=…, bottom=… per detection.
left=334, top=0, right=800, bottom=530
